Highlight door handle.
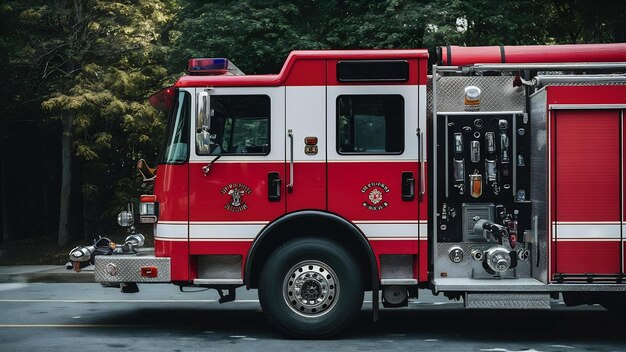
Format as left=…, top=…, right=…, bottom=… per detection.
left=268, top=172, right=281, bottom=201
left=402, top=172, right=415, bottom=201
left=287, top=129, right=294, bottom=193
left=419, top=129, right=426, bottom=200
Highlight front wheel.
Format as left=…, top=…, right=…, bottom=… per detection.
left=258, top=238, right=364, bottom=338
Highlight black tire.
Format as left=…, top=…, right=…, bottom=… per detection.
left=258, top=237, right=364, bottom=338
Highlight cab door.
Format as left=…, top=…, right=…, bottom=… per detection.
left=326, top=84, right=422, bottom=270
left=188, top=87, right=286, bottom=255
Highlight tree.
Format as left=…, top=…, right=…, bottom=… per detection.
left=170, top=0, right=322, bottom=74
left=170, top=0, right=434, bottom=74
left=17, top=1, right=175, bottom=246
left=421, top=0, right=626, bottom=49
left=545, top=0, right=626, bottom=43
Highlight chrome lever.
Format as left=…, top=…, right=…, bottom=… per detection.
left=287, top=129, right=294, bottom=192
left=202, top=155, right=221, bottom=175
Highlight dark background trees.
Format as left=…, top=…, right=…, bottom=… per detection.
left=0, top=0, right=625, bottom=259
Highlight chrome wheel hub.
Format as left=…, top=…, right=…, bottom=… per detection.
left=283, top=260, right=338, bottom=317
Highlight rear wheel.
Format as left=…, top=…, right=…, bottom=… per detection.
left=258, top=237, right=364, bottom=338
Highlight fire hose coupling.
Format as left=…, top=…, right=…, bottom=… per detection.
left=472, top=216, right=508, bottom=242
left=69, top=236, right=114, bottom=263
left=470, top=248, right=483, bottom=261
left=485, top=246, right=513, bottom=273
left=122, top=233, right=145, bottom=252
left=67, top=233, right=146, bottom=272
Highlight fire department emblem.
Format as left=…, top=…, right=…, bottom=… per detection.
left=361, top=182, right=390, bottom=211
left=220, top=183, right=253, bottom=212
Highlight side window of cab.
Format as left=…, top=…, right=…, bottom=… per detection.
left=336, top=95, right=404, bottom=154
left=196, top=95, right=271, bottom=156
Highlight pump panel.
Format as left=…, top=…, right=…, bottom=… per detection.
left=434, top=111, right=533, bottom=279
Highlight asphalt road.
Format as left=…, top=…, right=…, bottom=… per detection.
left=0, top=283, right=624, bottom=352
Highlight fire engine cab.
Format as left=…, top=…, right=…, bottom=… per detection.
left=70, top=43, right=626, bottom=338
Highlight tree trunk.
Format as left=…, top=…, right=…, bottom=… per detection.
left=58, top=114, right=73, bottom=247
left=0, top=135, right=5, bottom=242
left=0, top=131, right=12, bottom=242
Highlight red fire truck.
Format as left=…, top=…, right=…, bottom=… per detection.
left=70, top=43, right=626, bottom=337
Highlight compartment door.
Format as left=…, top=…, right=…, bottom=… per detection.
left=553, top=109, right=621, bottom=277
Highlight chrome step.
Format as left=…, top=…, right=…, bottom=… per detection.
left=193, top=279, right=243, bottom=285
left=465, top=292, right=551, bottom=309
left=433, top=277, right=546, bottom=292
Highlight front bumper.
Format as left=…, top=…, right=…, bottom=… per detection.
left=94, top=249, right=171, bottom=283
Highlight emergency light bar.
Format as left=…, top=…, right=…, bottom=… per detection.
left=188, top=58, right=229, bottom=75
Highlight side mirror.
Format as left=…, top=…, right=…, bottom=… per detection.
left=197, top=91, right=212, bottom=154
left=197, top=91, right=211, bottom=130
left=136, top=159, right=156, bottom=182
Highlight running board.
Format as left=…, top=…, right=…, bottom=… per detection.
left=381, top=279, right=418, bottom=285
left=434, top=277, right=626, bottom=292
left=193, top=279, right=243, bottom=285
left=433, top=278, right=546, bottom=292
left=465, top=292, right=551, bottom=309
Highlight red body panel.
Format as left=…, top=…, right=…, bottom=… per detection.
left=285, top=59, right=326, bottom=86
left=189, top=240, right=252, bottom=256
left=328, top=162, right=419, bottom=221
left=286, top=162, right=327, bottom=212
left=155, top=164, right=189, bottom=221
left=155, top=239, right=189, bottom=281
left=548, top=85, right=626, bottom=106
left=440, top=43, right=626, bottom=66
left=189, top=162, right=285, bottom=222
left=556, top=241, right=621, bottom=275
left=154, top=164, right=189, bottom=281
left=553, top=110, right=620, bottom=222
left=418, top=239, right=428, bottom=282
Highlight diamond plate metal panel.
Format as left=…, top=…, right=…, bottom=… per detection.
left=529, top=88, right=549, bottom=284
left=434, top=278, right=546, bottom=292
left=548, top=82, right=626, bottom=86
left=197, top=255, right=242, bottom=280
left=435, top=76, right=525, bottom=113
left=427, top=75, right=433, bottom=120
left=94, top=256, right=171, bottom=282
left=380, top=255, right=414, bottom=280
left=465, top=292, right=550, bottom=309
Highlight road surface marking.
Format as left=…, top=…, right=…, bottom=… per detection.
left=0, top=299, right=223, bottom=303
left=0, top=324, right=151, bottom=328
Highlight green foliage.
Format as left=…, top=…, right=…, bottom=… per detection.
left=171, top=0, right=320, bottom=74
left=1, top=1, right=176, bottom=239
left=170, top=0, right=434, bottom=73
left=171, top=0, right=626, bottom=75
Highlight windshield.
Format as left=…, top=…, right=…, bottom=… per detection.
left=159, top=90, right=190, bottom=164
